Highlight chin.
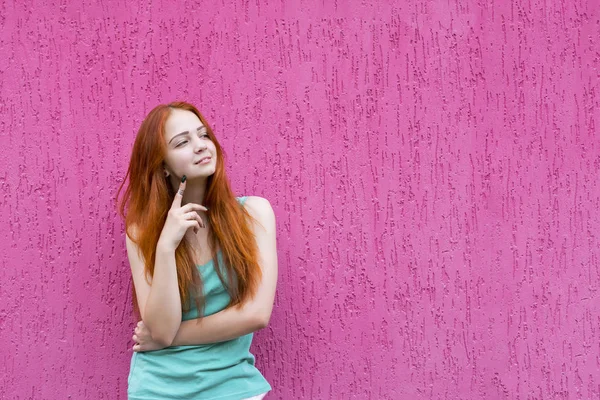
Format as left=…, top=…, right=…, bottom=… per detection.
left=188, top=169, right=216, bottom=179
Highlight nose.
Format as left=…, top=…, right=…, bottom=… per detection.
left=193, top=137, right=208, bottom=152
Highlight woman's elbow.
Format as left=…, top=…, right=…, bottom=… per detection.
left=144, top=318, right=180, bottom=347
left=253, top=309, right=272, bottom=329
left=242, top=300, right=272, bottom=330
left=151, top=330, right=177, bottom=347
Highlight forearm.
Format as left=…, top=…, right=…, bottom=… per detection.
left=171, top=303, right=267, bottom=345
left=168, top=196, right=278, bottom=347
left=143, top=243, right=182, bottom=344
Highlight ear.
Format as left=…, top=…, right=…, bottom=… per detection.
left=163, top=168, right=170, bottom=178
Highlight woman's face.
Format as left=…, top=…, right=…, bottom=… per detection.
left=162, top=108, right=217, bottom=181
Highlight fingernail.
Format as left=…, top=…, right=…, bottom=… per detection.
left=181, top=175, right=187, bottom=183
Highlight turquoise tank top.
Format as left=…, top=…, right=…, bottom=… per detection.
left=127, top=197, right=271, bottom=400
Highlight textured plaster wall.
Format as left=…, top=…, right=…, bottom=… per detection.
left=1, top=0, right=600, bottom=399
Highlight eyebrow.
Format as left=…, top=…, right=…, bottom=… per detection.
left=168, top=126, right=206, bottom=144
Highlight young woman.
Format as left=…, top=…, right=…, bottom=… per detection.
left=117, top=101, right=278, bottom=400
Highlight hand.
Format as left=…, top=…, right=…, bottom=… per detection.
left=158, top=176, right=208, bottom=250
left=132, top=321, right=167, bottom=352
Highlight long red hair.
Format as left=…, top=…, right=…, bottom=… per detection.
left=117, top=101, right=262, bottom=316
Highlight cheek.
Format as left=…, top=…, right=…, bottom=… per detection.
left=164, top=154, right=187, bottom=173
left=210, top=151, right=219, bottom=165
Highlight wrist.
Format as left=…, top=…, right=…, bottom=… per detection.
left=156, top=239, right=177, bottom=254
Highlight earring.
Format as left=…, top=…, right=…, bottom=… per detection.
left=164, top=170, right=170, bottom=178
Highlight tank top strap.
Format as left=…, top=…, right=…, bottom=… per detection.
left=236, top=196, right=248, bottom=206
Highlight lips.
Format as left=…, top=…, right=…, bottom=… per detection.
left=195, top=156, right=211, bottom=165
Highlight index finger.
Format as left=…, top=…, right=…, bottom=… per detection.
left=181, top=203, right=209, bottom=213
left=171, top=175, right=187, bottom=209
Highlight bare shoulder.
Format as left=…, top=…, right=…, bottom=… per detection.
left=125, top=223, right=141, bottom=244
left=242, top=196, right=276, bottom=227
left=125, top=224, right=147, bottom=264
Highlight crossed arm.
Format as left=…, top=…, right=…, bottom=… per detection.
left=127, top=196, right=278, bottom=351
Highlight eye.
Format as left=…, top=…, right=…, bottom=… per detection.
left=175, top=140, right=188, bottom=147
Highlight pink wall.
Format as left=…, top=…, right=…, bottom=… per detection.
left=1, top=1, right=599, bottom=398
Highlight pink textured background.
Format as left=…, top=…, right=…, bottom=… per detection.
left=1, top=1, right=600, bottom=399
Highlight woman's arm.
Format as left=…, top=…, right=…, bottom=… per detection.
left=132, top=196, right=278, bottom=351
left=171, top=196, right=278, bottom=345
left=128, top=179, right=206, bottom=347
left=127, top=233, right=182, bottom=347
